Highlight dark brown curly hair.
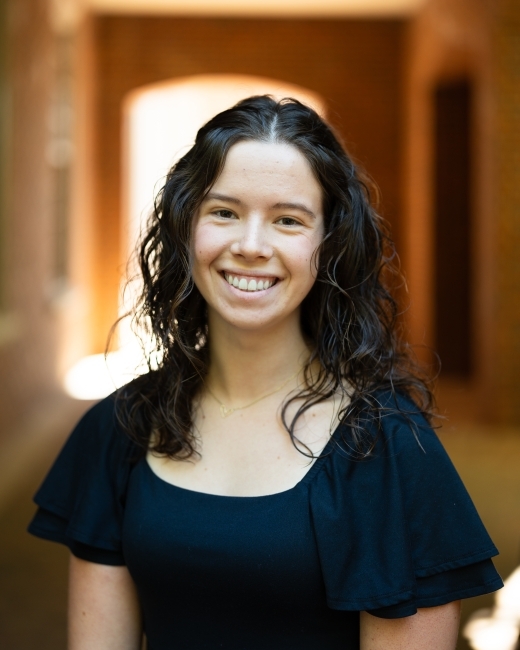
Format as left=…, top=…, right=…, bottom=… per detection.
left=115, top=95, right=434, bottom=459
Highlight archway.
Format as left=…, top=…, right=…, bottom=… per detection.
left=123, top=74, right=325, bottom=258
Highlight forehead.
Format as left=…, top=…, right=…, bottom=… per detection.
left=209, top=140, right=323, bottom=208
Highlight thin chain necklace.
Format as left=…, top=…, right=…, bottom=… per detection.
left=205, top=368, right=301, bottom=418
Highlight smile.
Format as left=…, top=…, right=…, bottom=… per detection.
left=223, top=272, right=277, bottom=292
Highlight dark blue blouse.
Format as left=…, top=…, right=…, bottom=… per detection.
left=28, top=392, right=502, bottom=649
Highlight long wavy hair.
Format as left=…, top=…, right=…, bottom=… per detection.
left=116, top=95, right=434, bottom=459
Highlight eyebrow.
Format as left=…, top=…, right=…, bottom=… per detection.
left=204, top=192, right=243, bottom=205
left=205, top=193, right=316, bottom=219
left=271, top=201, right=316, bottom=219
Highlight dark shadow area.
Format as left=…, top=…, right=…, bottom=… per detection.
left=0, top=474, right=68, bottom=649
left=0, top=404, right=89, bottom=650
left=433, top=79, right=473, bottom=379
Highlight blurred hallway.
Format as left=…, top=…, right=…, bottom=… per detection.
left=1, top=0, right=520, bottom=648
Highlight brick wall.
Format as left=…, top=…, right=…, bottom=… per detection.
left=495, top=0, right=520, bottom=422
left=0, top=0, right=61, bottom=437
left=403, top=0, right=520, bottom=424
left=89, top=15, right=405, bottom=350
left=403, top=0, right=498, bottom=417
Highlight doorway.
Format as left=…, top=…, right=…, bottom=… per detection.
left=433, top=79, right=473, bottom=379
left=122, top=74, right=326, bottom=277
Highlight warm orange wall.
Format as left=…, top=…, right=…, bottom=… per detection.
left=403, top=0, right=497, bottom=417
left=495, top=0, right=520, bottom=423
left=57, top=16, right=98, bottom=376
left=403, top=0, right=520, bottom=424
left=88, top=15, right=406, bottom=351
left=0, top=0, right=61, bottom=437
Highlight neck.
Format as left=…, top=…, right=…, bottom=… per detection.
left=205, top=311, right=309, bottom=404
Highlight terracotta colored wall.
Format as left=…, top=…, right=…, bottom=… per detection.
left=56, top=16, right=98, bottom=378
left=403, top=0, right=497, bottom=417
left=404, top=0, right=520, bottom=424
left=89, top=15, right=405, bottom=351
left=495, top=0, right=520, bottom=423
left=0, top=0, right=61, bottom=438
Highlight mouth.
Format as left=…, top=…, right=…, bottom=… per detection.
left=222, top=272, right=279, bottom=293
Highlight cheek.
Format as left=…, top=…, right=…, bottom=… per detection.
left=300, top=233, right=323, bottom=279
left=192, top=224, right=225, bottom=271
left=289, top=240, right=322, bottom=292
left=309, top=226, right=324, bottom=279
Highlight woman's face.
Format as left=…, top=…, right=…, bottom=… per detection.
left=191, top=140, right=324, bottom=333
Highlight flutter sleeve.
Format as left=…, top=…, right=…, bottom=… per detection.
left=27, top=395, right=139, bottom=566
left=309, top=392, right=503, bottom=618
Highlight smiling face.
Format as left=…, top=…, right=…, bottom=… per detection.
left=191, top=140, right=324, bottom=335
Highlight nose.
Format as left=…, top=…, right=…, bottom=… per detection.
left=229, top=215, right=273, bottom=260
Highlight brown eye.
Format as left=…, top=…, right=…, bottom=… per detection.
left=277, top=216, right=300, bottom=226
left=213, top=209, right=236, bottom=219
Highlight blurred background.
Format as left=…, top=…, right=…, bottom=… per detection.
left=0, top=0, right=519, bottom=648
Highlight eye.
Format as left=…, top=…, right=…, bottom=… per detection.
left=276, top=216, right=301, bottom=227
left=212, top=208, right=236, bottom=219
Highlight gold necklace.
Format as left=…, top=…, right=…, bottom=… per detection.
left=205, top=369, right=300, bottom=418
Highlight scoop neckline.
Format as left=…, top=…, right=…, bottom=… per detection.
left=142, top=421, right=344, bottom=500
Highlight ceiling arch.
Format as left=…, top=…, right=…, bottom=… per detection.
left=88, top=0, right=426, bottom=18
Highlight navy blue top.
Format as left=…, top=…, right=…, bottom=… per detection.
left=28, top=391, right=502, bottom=649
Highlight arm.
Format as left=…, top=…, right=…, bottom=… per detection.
left=360, top=601, right=461, bottom=650
left=68, top=554, right=143, bottom=650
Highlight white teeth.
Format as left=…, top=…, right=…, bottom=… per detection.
left=224, top=273, right=274, bottom=292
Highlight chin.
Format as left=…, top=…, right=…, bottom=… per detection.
left=226, top=316, right=280, bottom=332
left=208, top=304, right=288, bottom=332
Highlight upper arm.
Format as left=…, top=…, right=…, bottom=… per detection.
left=68, top=554, right=143, bottom=650
left=360, top=601, right=461, bottom=650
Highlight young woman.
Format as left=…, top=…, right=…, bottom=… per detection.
left=29, top=96, right=502, bottom=649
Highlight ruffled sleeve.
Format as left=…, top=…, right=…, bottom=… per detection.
left=309, top=392, right=503, bottom=618
left=27, top=395, right=140, bottom=566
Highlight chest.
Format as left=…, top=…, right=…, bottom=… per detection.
left=147, top=395, right=339, bottom=497
left=122, top=459, right=360, bottom=650
left=125, top=464, right=321, bottom=599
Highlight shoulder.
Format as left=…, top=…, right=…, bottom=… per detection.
left=333, top=389, right=438, bottom=462
left=309, top=390, right=500, bottom=613
left=374, top=389, right=431, bottom=432
left=28, top=392, right=139, bottom=559
left=363, top=389, right=439, bottom=457
left=346, top=391, right=492, bottom=560
left=321, top=389, right=461, bottom=511
left=44, top=390, right=142, bottom=500
left=66, top=392, right=132, bottom=456
left=73, top=393, right=119, bottom=437
left=357, top=390, right=455, bottom=483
